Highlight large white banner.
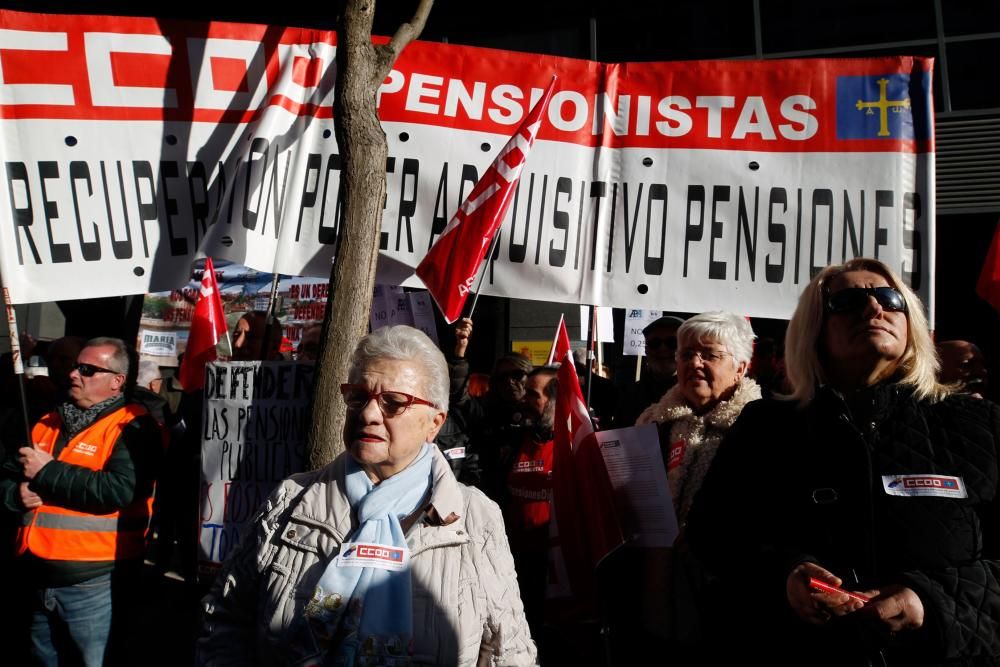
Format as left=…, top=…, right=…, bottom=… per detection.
left=0, top=11, right=935, bottom=321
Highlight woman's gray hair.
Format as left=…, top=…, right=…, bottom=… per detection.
left=348, top=325, right=449, bottom=412
left=784, top=257, right=949, bottom=405
left=677, top=311, right=756, bottom=365
left=86, top=336, right=131, bottom=376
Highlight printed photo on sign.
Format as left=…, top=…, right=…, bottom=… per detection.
left=139, top=261, right=328, bottom=367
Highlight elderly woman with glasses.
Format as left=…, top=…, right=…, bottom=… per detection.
left=687, top=258, right=1000, bottom=665
left=636, top=310, right=761, bottom=529
left=198, top=325, right=536, bottom=666
left=622, top=312, right=760, bottom=657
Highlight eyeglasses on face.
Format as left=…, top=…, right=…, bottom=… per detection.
left=645, top=336, right=678, bottom=351
left=74, top=363, right=123, bottom=377
left=676, top=348, right=730, bottom=364
left=339, top=383, right=436, bottom=417
left=826, top=286, right=907, bottom=314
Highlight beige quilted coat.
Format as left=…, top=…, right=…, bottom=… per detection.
left=198, top=447, right=537, bottom=666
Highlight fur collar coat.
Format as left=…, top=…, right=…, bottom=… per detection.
left=635, top=377, right=761, bottom=526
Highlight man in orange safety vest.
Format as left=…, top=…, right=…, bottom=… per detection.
left=1, top=337, right=162, bottom=666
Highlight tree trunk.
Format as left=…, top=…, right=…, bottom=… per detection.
left=307, top=0, right=434, bottom=470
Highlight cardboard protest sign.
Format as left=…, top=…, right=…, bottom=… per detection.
left=198, top=360, right=312, bottom=573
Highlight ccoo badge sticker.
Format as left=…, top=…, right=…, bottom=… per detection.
left=882, top=474, right=967, bottom=499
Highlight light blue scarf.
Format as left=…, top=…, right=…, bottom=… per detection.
left=305, top=443, right=434, bottom=665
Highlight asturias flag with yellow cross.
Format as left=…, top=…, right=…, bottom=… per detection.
left=836, top=72, right=933, bottom=140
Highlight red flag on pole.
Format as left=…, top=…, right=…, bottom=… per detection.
left=179, top=258, right=228, bottom=391
left=977, top=222, right=1000, bottom=314
left=416, top=78, right=556, bottom=323
left=546, top=315, right=623, bottom=620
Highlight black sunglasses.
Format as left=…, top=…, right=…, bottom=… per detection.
left=826, top=287, right=907, bottom=314
left=74, top=363, right=122, bottom=377
left=497, top=369, right=527, bottom=382
left=645, top=336, right=678, bottom=350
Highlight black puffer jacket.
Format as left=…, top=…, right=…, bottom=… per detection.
left=687, top=384, right=1000, bottom=666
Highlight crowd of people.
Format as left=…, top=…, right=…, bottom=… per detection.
left=0, top=257, right=998, bottom=666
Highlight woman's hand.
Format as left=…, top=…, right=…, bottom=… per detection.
left=857, top=585, right=924, bottom=633
left=786, top=562, right=868, bottom=625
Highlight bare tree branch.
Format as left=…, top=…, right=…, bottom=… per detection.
left=374, top=0, right=434, bottom=81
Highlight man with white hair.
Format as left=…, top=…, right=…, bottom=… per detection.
left=133, top=360, right=169, bottom=428
left=614, top=315, right=686, bottom=427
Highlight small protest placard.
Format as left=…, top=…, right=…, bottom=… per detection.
left=622, top=309, right=663, bottom=357
left=198, top=361, right=313, bottom=575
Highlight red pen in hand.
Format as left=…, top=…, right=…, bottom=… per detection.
left=809, top=577, right=872, bottom=605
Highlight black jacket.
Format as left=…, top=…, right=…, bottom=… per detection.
left=687, top=384, right=1000, bottom=666
left=612, top=372, right=676, bottom=428
left=447, top=357, right=524, bottom=500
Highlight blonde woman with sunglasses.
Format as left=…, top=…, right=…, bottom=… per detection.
left=688, top=258, right=1000, bottom=666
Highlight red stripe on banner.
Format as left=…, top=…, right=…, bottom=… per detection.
left=210, top=57, right=252, bottom=93
left=292, top=55, right=323, bottom=89
left=0, top=47, right=74, bottom=87
left=0, top=10, right=933, bottom=154
left=109, top=51, right=173, bottom=89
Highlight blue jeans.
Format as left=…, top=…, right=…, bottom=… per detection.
left=30, top=572, right=113, bottom=667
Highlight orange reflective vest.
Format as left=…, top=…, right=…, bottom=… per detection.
left=17, top=404, right=154, bottom=562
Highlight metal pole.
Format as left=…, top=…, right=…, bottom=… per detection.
left=586, top=16, right=615, bottom=667
left=210, top=262, right=233, bottom=353
left=261, top=272, right=282, bottom=361
left=585, top=305, right=595, bottom=411
left=463, top=228, right=504, bottom=320
left=3, top=286, right=34, bottom=447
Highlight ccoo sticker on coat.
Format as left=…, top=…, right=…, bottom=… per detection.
left=336, top=542, right=409, bottom=571
left=667, top=440, right=686, bottom=471
left=881, top=474, right=967, bottom=499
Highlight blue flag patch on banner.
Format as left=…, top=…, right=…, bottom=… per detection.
left=836, top=72, right=931, bottom=140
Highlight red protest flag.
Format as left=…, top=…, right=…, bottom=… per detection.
left=416, top=78, right=556, bottom=323
left=179, top=258, right=229, bottom=392
left=546, top=315, right=624, bottom=620
left=977, top=222, right=1000, bottom=314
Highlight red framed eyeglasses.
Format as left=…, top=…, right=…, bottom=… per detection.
left=339, top=383, right=437, bottom=417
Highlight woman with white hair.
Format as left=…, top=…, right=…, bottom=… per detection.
left=687, top=258, right=1000, bottom=665
left=198, top=325, right=536, bottom=666
left=636, top=310, right=761, bottom=528
left=622, top=312, right=760, bottom=659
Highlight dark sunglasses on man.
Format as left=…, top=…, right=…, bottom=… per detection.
left=645, top=336, right=678, bottom=350
left=497, top=369, right=527, bottom=382
left=74, top=363, right=123, bottom=377
left=826, top=286, right=907, bottom=314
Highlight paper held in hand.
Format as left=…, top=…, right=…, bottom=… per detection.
left=594, top=424, right=679, bottom=549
